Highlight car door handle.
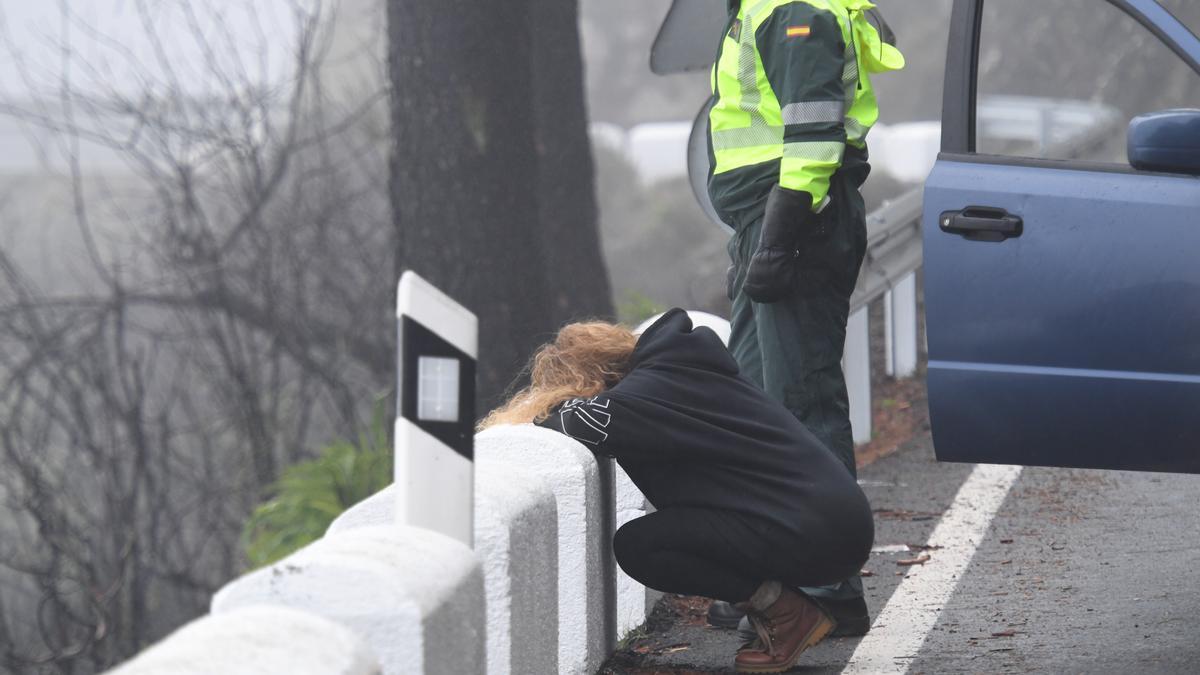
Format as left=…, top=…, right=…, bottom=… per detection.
left=939, top=207, right=1023, bottom=242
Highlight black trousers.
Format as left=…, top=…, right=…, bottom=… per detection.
left=612, top=506, right=855, bottom=603
left=726, top=168, right=868, bottom=478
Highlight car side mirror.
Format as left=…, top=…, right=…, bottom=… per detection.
left=1127, top=109, right=1200, bottom=176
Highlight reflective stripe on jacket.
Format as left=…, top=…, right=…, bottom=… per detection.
left=708, top=0, right=903, bottom=215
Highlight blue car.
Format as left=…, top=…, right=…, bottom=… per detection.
left=923, top=0, right=1200, bottom=472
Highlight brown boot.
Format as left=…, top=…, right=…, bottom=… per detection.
left=734, top=581, right=836, bottom=673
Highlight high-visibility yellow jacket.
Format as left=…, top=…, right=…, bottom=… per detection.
left=708, top=0, right=904, bottom=220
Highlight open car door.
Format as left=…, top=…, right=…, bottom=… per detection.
left=923, top=0, right=1200, bottom=472
left=650, top=0, right=727, bottom=75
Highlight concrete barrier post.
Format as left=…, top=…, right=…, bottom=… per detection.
left=476, top=425, right=612, bottom=675
left=212, top=526, right=485, bottom=675
left=472, top=458, right=560, bottom=675
left=107, top=606, right=380, bottom=675
left=325, top=444, right=565, bottom=675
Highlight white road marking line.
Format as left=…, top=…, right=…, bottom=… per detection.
left=841, top=463, right=1024, bottom=675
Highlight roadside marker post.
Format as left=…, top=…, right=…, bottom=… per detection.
left=395, top=271, right=478, bottom=546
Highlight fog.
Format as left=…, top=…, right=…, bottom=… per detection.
left=0, top=0, right=1197, bottom=671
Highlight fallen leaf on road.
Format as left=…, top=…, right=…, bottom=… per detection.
left=1000, top=538, right=1014, bottom=544
left=861, top=569, right=875, bottom=577
left=907, top=543, right=944, bottom=552
left=667, top=595, right=713, bottom=626
left=660, top=644, right=690, bottom=654
left=991, top=630, right=1017, bottom=637
left=874, top=508, right=940, bottom=521
left=897, top=554, right=931, bottom=566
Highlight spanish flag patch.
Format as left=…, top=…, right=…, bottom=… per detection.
left=786, top=25, right=811, bottom=38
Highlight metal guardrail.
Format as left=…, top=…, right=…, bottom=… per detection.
left=844, top=186, right=924, bottom=445
left=851, top=184, right=924, bottom=314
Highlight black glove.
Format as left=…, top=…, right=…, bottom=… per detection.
left=743, top=186, right=817, bottom=303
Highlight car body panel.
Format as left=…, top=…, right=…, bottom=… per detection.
left=925, top=0, right=1200, bottom=472
left=924, top=160, right=1200, bottom=471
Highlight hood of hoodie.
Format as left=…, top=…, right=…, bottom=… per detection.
left=630, top=308, right=740, bottom=376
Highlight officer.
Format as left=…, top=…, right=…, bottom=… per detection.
left=705, top=0, right=903, bottom=637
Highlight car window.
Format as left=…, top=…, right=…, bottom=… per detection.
left=975, top=0, right=1200, bottom=163
left=1159, top=0, right=1200, bottom=38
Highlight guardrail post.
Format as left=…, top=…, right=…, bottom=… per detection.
left=884, top=289, right=895, bottom=377
left=892, top=272, right=919, bottom=378
left=844, top=306, right=871, bottom=445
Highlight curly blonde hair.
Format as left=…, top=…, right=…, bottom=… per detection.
left=478, top=321, right=639, bottom=430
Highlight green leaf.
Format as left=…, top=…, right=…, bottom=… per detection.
left=242, top=397, right=395, bottom=568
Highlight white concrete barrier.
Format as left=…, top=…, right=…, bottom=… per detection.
left=869, top=121, right=941, bottom=184
left=326, top=485, right=395, bottom=536
left=212, top=526, right=485, bottom=675
left=473, top=452, right=561, bottom=675
left=626, top=122, right=691, bottom=186
left=476, top=424, right=613, bottom=675
left=107, top=606, right=379, bottom=675
left=324, top=434, right=567, bottom=675
left=117, top=417, right=658, bottom=675
left=635, top=310, right=731, bottom=346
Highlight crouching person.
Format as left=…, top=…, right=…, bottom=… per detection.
left=480, top=308, right=873, bottom=672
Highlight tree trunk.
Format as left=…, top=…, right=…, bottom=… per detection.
left=527, top=0, right=613, bottom=324
left=389, top=0, right=613, bottom=411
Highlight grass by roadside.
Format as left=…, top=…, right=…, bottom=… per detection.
left=856, top=364, right=930, bottom=470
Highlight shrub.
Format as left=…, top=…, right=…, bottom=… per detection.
left=242, top=400, right=392, bottom=568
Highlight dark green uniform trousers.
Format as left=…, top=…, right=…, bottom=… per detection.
left=725, top=167, right=869, bottom=600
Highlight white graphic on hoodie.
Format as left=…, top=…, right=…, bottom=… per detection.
left=558, top=396, right=612, bottom=446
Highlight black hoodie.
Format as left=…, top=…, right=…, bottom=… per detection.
left=537, top=309, right=873, bottom=560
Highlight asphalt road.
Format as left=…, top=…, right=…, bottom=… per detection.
left=604, top=433, right=1200, bottom=674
